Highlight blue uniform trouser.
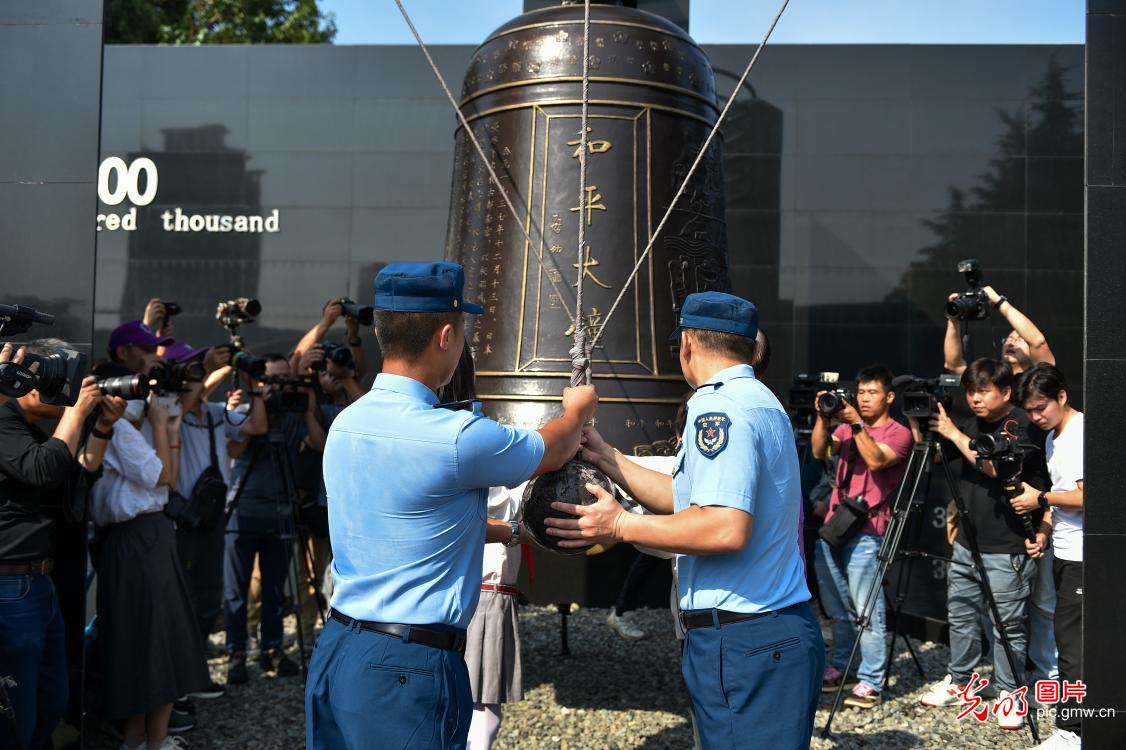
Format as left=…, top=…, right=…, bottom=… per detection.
left=306, top=616, right=472, bottom=750
left=947, top=541, right=1035, bottom=693
left=0, top=575, right=68, bottom=750
left=682, top=601, right=823, bottom=750
left=814, top=534, right=888, bottom=688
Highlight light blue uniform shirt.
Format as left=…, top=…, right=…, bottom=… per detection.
left=324, top=373, right=545, bottom=628
left=673, top=364, right=810, bottom=614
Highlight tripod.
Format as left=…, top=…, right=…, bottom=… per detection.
left=820, top=430, right=1040, bottom=744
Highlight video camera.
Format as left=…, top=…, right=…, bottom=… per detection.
left=261, top=374, right=315, bottom=414
left=0, top=304, right=88, bottom=406
left=945, top=259, right=989, bottom=321
left=338, top=298, right=374, bottom=327
left=969, top=424, right=1038, bottom=540
left=788, top=372, right=841, bottom=439
left=311, top=342, right=353, bottom=372
left=216, top=297, right=261, bottom=330
left=896, top=373, right=961, bottom=419
left=222, top=344, right=266, bottom=379
left=150, top=360, right=206, bottom=395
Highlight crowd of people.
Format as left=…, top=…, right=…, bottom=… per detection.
left=0, top=267, right=1086, bottom=750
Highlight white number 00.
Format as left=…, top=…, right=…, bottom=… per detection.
left=97, top=157, right=158, bottom=207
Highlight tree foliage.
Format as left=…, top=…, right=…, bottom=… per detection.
left=105, top=0, right=337, bottom=44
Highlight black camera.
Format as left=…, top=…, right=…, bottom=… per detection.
left=22, top=348, right=89, bottom=407
left=150, top=360, right=206, bottom=395
left=311, top=342, right=353, bottom=372
left=216, top=297, right=262, bottom=329
left=817, top=388, right=856, bottom=417
left=97, top=373, right=151, bottom=400
left=789, top=372, right=841, bottom=414
left=0, top=304, right=55, bottom=337
left=224, top=344, right=266, bottom=379
left=945, top=259, right=989, bottom=321
left=261, top=374, right=313, bottom=414
left=339, top=298, right=374, bottom=327
left=897, top=373, right=961, bottom=419
left=969, top=426, right=1038, bottom=540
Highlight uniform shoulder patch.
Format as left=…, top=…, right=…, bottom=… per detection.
left=694, top=412, right=731, bottom=459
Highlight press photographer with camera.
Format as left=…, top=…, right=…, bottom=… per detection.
left=1010, top=364, right=1084, bottom=750
left=223, top=352, right=326, bottom=685
left=916, top=358, right=1050, bottom=729
left=289, top=298, right=371, bottom=384
left=90, top=321, right=218, bottom=749
left=944, top=282, right=1055, bottom=377
left=0, top=339, right=124, bottom=750
left=810, top=365, right=914, bottom=709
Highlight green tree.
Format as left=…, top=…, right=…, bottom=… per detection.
left=104, top=0, right=336, bottom=44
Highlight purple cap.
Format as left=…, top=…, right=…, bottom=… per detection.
left=162, top=341, right=208, bottom=362
left=107, top=320, right=174, bottom=355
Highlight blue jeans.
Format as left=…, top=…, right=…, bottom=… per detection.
left=947, top=542, right=1035, bottom=693
left=1027, top=546, right=1058, bottom=684
left=681, top=602, right=823, bottom=750
left=0, top=575, right=68, bottom=750
left=814, top=534, right=888, bottom=689
left=223, top=513, right=292, bottom=654
left=306, top=616, right=472, bottom=749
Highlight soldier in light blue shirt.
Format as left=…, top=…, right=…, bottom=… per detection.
left=304, top=262, right=597, bottom=750
left=547, top=291, right=824, bottom=750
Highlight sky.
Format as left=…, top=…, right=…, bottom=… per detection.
left=320, top=1, right=1086, bottom=46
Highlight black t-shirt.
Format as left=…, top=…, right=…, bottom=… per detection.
left=946, top=407, right=1050, bottom=554
left=0, top=402, right=79, bottom=561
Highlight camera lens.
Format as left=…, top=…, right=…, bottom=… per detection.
left=230, top=350, right=266, bottom=379
left=98, top=374, right=150, bottom=399
left=341, top=300, right=374, bottom=327
left=817, top=392, right=843, bottom=416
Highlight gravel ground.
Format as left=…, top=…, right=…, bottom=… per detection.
left=89, top=605, right=1055, bottom=749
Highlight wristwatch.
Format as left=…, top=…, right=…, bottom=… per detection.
left=992, top=295, right=1009, bottom=309
left=92, top=424, right=114, bottom=440
left=1037, top=490, right=1050, bottom=510
left=503, top=520, right=521, bottom=547
left=850, top=422, right=864, bottom=434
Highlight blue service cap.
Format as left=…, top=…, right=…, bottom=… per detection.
left=374, top=262, right=483, bottom=315
left=669, top=291, right=758, bottom=342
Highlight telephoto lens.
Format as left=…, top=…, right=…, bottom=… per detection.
left=339, top=298, right=374, bottom=327
left=229, top=348, right=267, bottom=379
left=98, top=374, right=151, bottom=400
left=23, top=348, right=88, bottom=407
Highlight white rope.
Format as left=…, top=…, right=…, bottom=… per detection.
left=570, top=0, right=593, bottom=387
left=586, top=0, right=791, bottom=353
left=392, top=0, right=575, bottom=321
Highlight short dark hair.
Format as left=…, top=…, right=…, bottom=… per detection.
left=855, top=364, right=894, bottom=392
left=26, top=338, right=71, bottom=357
left=375, top=310, right=462, bottom=362
left=751, top=329, right=770, bottom=378
left=688, top=328, right=757, bottom=363
left=961, top=358, right=1014, bottom=392
left=1016, top=363, right=1068, bottom=403
left=437, top=345, right=477, bottom=403
left=673, top=390, right=693, bottom=437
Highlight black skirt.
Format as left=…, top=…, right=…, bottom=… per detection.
left=96, top=511, right=211, bottom=719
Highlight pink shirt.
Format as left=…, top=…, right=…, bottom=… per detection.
left=825, top=419, right=914, bottom=537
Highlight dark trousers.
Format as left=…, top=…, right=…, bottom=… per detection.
left=178, top=521, right=226, bottom=641
left=682, top=602, right=824, bottom=750
left=1053, top=558, right=1083, bottom=734
left=223, top=513, right=291, bottom=654
left=0, top=575, right=68, bottom=750
left=615, top=551, right=662, bottom=614
left=305, top=617, right=472, bottom=749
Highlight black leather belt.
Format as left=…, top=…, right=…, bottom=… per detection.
left=0, top=558, right=54, bottom=576
left=680, top=608, right=773, bottom=631
left=330, top=609, right=467, bottom=653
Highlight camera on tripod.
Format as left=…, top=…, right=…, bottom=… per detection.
left=788, top=372, right=841, bottom=438
left=0, top=304, right=88, bottom=405
left=261, top=374, right=314, bottom=414
left=897, top=373, right=961, bottom=419
left=945, top=259, right=989, bottom=321
left=311, top=342, right=353, bottom=372
left=338, top=298, right=374, bottom=327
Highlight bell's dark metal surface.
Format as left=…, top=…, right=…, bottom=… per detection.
left=444, top=1, right=731, bottom=599
left=521, top=459, right=616, bottom=555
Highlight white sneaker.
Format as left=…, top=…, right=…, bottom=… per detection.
left=157, top=737, right=189, bottom=749
left=1032, top=730, right=1081, bottom=749
left=994, top=690, right=1024, bottom=730
left=607, top=608, right=646, bottom=640
left=919, top=674, right=965, bottom=707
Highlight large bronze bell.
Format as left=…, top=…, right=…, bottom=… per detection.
left=445, top=1, right=728, bottom=570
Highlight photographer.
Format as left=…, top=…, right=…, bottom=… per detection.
left=811, top=365, right=913, bottom=709
left=289, top=299, right=369, bottom=383
left=89, top=359, right=211, bottom=750
left=223, top=353, right=326, bottom=684
left=944, top=286, right=1055, bottom=376
left=1012, top=364, right=1083, bottom=749
left=0, top=341, right=122, bottom=750
left=916, top=358, right=1049, bottom=729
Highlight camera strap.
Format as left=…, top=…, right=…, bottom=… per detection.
left=205, top=408, right=219, bottom=473
left=834, top=436, right=877, bottom=513
left=225, top=439, right=265, bottom=520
